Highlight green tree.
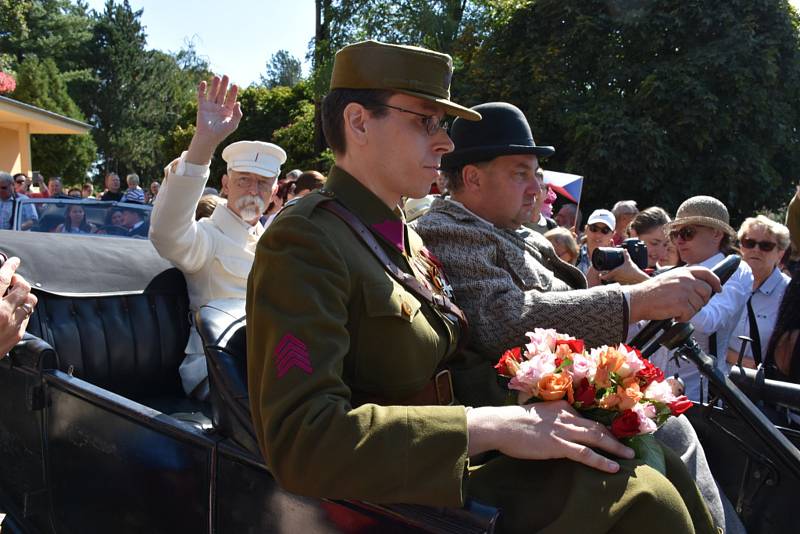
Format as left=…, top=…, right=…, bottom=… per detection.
left=76, top=1, right=205, bottom=181
left=261, top=50, right=303, bottom=88
left=0, top=0, right=94, bottom=74
left=463, top=0, right=800, bottom=222
left=11, top=56, right=96, bottom=182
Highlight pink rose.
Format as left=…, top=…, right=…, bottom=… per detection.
left=632, top=402, right=658, bottom=434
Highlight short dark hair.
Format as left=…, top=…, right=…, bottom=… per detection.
left=441, top=161, right=490, bottom=193
left=321, top=88, right=393, bottom=155
left=630, top=206, right=671, bottom=236
left=294, top=170, right=326, bottom=193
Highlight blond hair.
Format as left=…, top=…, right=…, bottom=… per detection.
left=544, top=227, right=579, bottom=264
left=738, top=215, right=791, bottom=251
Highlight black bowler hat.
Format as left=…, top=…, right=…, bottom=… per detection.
left=441, top=102, right=554, bottom=168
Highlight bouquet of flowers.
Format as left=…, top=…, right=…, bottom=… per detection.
left=495, top=328, right=692, bottom=473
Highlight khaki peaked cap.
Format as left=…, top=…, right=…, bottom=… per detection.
left=330, top=40, right=481, bottom=121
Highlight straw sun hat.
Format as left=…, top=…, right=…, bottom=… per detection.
left=668, top=195, right=735, bottom=237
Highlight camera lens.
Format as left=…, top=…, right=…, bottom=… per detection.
left=592, top=247, right=624, bottom=271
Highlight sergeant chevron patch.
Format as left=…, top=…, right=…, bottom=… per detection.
left=274, top=333, right=313, bottom=377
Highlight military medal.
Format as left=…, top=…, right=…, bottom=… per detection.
left=415, top=247, right=455, bottom=300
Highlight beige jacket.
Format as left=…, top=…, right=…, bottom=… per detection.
left=150, top=159, right=263, bottom=376
left=150, top=160, right=263, bottom=314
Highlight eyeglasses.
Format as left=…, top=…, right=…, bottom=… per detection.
left=669, top=226, right=697, bottom=242
left=741, top=237, right=778, bottom=252
left=234, top=175, right=275, bottom=192
left=377, top=104, right=450, bottom=136
left=587, top=223, right=611, bottom=235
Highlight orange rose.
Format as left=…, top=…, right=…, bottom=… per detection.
left=617, top=381, right=643, bottom=411
left=598, top=392, right=621, bottom=409
left=538, top=372, right=574, bottom=403
left=594, top=347, right=626, bottom=389
left=555, top=343, right=573, bottom=360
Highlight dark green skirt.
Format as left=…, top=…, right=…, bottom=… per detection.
left=467, top=444, right=716, bottom=534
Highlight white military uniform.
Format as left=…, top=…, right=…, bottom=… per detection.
left=150, top=141, right=286, bottom=399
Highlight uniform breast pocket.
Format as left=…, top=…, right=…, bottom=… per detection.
left=353, top=281, right=440, bottom=392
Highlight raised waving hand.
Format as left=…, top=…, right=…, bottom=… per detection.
left=186, top=75, right=243, bottom=165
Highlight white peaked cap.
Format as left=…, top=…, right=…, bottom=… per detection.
left=222, top=141, right=287, bottom=178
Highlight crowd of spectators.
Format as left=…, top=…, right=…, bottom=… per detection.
left=408, top=168, right=800, bottom=420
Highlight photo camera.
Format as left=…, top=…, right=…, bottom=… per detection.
left=591, top=238, right=648, bottom=271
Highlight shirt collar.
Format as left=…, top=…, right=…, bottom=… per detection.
left=757, top=266, right=787, bottom=296
left=694, top=252, right=726, bottom=269
left=210, top=202, right=264, bottom=242
left=325, top=166, right=407, bottom=253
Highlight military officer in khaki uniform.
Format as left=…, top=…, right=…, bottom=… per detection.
left=242, top=41, right=716, bottom=533
left=150, top=76, right=286, bottom=399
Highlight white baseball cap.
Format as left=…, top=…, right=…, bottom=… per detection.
left=222, top=141, right=287, bottom=178
left=586, top=209, right=616, bottom=231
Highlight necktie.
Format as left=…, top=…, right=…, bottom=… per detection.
left=746, top=294, right=762, bottom=365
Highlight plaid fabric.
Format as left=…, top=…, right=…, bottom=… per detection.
left=413, top=198, right=626, bottom=357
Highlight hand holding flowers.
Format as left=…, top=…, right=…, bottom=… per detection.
left=495, top=328, right=692, bottom=472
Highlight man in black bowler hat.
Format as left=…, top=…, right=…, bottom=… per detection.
left=415, top=101, right=722, bottom=356
left=413, top=102, right=744, bottom=532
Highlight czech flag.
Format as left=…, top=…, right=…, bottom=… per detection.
left=543, top=171, right=583, bottom=204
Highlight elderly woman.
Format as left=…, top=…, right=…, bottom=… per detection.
left=727, top=216, right=791, bottom=368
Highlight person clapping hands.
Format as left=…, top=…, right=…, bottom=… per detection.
left=0, top=256, right=37, bottom=355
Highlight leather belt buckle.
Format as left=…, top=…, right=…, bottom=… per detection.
left=434, top=369, right=454, bottom=405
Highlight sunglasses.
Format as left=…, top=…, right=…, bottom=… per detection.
left=669, top=226, right=697, bottom=242
left=587, top=223, right=611, bottom=235
left=741, top=237, right=778, bottom=252
left=14, top=180, right=25, bottom=184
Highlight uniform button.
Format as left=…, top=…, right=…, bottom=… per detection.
left=401, top=301, right=413, bottom=318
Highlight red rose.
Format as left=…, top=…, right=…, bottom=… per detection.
left=495, top=347, right=522, bottom=376
left=669, top=396, right=693, bottom=416
left=556, top=339, right=585, bottom=354
left=636, top=358, right=665, bottom=388
left=610, top=409, right=641, bottom=438
left=574, top=378, right=596, bottom=407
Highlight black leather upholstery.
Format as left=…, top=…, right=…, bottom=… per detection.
left=196, top=300, right=259, bottom=454
left=26, top=267, right=190, bottom=402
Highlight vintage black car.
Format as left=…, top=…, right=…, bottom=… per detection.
left=0, top=230, right=798, bottom=533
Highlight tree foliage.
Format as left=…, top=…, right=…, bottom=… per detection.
left=71, top=0, right=209, bottom=181
left=11, top=57, right=96, bottom=182
left=460, top=0, right=800, bottom=221
left=261, top=50, right=303, bottom=88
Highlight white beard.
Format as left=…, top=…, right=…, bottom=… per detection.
left=235, top=195, right=266, bottom=222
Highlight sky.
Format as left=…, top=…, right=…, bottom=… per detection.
left=81, top=0, right=316, bottom=87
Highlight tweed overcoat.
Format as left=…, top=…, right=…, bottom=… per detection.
left=413, top=198, right=628, bottom=358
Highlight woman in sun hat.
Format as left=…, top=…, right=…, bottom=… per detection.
left=650, top=195, right=753, bottom=402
